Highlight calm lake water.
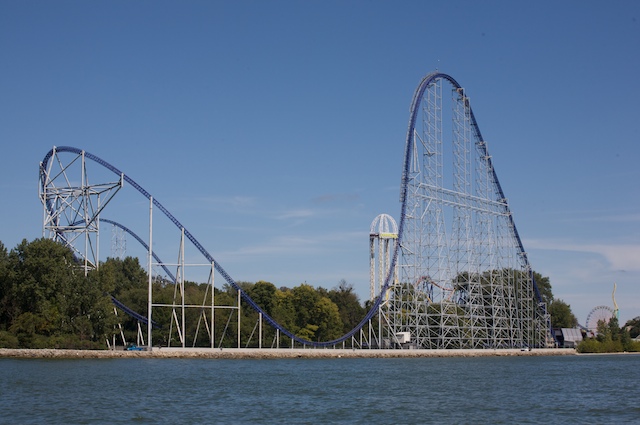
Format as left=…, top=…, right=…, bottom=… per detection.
left=1, top=354, right=639, bottom=424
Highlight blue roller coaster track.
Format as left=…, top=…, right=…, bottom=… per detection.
left=110, top=295, right=160, bottom=329
left=100, top=218, right=176, bottom=284
left=55, top=218, right=170, bottom=328
left=40, top=71, right=547, bottom=348
left=100, top=218, right=170, bottom=329
left=404, top=73, right=543, bottom=303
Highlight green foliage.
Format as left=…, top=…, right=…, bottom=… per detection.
left=297, top=324, right=319, bottom=341
left=9, top=238, right=78, bottom=318
left=548, top=299, right=578, bottom=329
left=0, top=241, right=12, bottom=325
left=0, top=238, right=116, bottom=349
left=0, top=330, right=19, bottom=348
left=291, top=284, right=321, bottom=330
left=577, top=315, right=639, bottom=353
left=5, top=237, right=577, bottom=350
left=624, top=316, right=640, bottom=338
left=248, top=281, right=277, bottom=316
left=327, top=280, right=366, bottom=334
left=312, top=296, right=343, bottom=341
left=93, top=256, right=147, bottom=294
left=533, top=272, right=553, bottom=305
left=626, top=341, right=640, bottom=352
left=530, top=272, right=580, bottom=334
left=272, top=289, right=297, bottom=331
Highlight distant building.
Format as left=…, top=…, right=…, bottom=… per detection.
left=553, top=328, right=583, bottom=348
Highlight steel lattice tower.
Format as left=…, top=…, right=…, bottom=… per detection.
left=111, top=224, right=126, bottom=259
left=382, top=73, right=551, bottom=349
left=39, top=147, right=123, bottom=274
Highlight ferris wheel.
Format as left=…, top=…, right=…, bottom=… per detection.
left=585, top=305, right=615, bottom=334
left=585, top=283, right=620, bottom=335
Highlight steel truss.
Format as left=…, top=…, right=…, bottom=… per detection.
left=369, top=214, right=398, bottom=302
left=150, top=225, right=242, bottom=350
left=382, top=75, right=551, bottom=349
left=39, top=148, right=246, bottom=350
left=38, top=70, right=551, bottom=351
left=39, top=147, right=123, bottom=273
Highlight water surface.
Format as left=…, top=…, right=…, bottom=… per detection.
left=1, top=354, right=638, bottom=424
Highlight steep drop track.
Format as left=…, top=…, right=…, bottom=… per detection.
left=41, top=72, right=545, bottom=348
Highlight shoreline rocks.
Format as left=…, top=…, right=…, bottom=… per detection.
left=0, top=347, right=576, bottom=359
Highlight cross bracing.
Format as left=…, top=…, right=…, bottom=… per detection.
left=38, top=71, right=552, bottom=350
left=382, top=73, right=551, bottom=349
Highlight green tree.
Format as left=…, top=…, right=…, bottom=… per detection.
left=96, top=256, right=148, bottom=295
left=577, top=316, right=639, bottom=353
left=284, top=283, right=344, bottom=342
left=312, top=296, right=342, bottom=341
left=9, top=238, right=78, bottom=319
left=291, top=284, right=321, bottom=333
left=624, top=316, right=640, bottom=338
left=272, top=288, right=297, bottom=334
left=532, top=272, right=553, bottom=305
left=595, top=319, right=610, bottom=342
left=0, top=239, right=118, bottom=348
left=248, top=281, right=277, bottom=317
left=548, top=299, right=578, bottom=329
left=608, top=316, right=621, bottom=342
left=328, top=279, right=365, bottom=334
left=0, top=240, right=14, bottom=326
left=94, top=257, right=150, bottom=341
left=8, top=238, right=93, bottom=338
left=620, top=327, right=632, bottom=351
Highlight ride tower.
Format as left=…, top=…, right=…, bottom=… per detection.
left=383, top=72, right=551, bottom=349
left=39, top=147, right=123, bottom=274
left=39, top=147, right=235, bottom=350
left=37, top=71, right=552, bottom=351
left=369, top=214, right=398, bottom=302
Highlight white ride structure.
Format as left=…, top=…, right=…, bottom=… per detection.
left=369, top=214, right=398, bottom=302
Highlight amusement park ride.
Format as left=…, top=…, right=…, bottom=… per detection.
left=39, top=71, right=555, bottom=350
left=584, top=283, right=620, bottom=335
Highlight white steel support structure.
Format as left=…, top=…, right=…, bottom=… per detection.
left=39, top=147, right=123, bottom=274
left=149, top=229, right=232, bottom=349
left=369, top=214, right=398, bottom=302
left=385, top=75, right=550, bottom=349
left=111, top=224, right=126, bottom=259
left=369, top=214, right=398, bottom=348
left=147, top=197, right=153, bottom=350
left=167, top=228, right=187, bottom=348
left=38, top=147, right=257, bottom=350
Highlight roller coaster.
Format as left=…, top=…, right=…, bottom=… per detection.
left=39, top=71, right=553, bottom=349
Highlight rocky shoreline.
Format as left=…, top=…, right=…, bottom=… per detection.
left=0, top=347, right=576, bottom=359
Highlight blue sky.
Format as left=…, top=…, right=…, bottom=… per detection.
left=2, top=1, right=639, bottom=325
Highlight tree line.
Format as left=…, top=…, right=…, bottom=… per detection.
left=0, top=238, right=366, bottom=349
left=577, top=316, right=640, bottom=353
left=4, top=237, right=629, bottom=350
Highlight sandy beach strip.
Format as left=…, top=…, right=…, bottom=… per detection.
left=0, top=347, right=576, bottom=359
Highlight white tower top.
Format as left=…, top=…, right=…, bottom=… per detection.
left=370, top=213, right=398, bottom=237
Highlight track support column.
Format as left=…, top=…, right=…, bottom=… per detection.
left=147, top=196, right=153, bottom=351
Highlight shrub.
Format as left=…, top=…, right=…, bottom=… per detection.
left=0, top=331, right=19, bottom=348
